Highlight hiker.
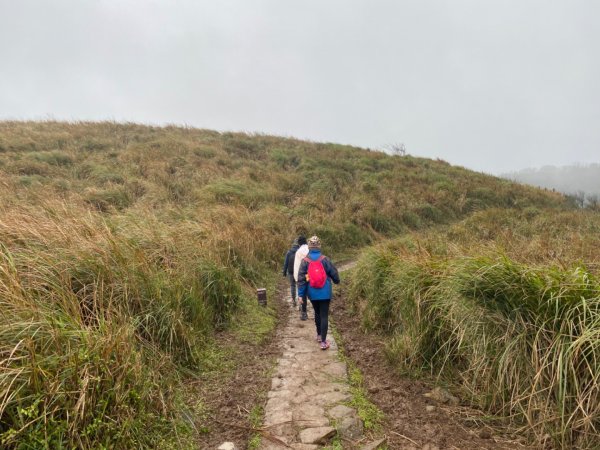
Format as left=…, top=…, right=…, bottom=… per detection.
left=282, top=238, right=299, bottom=306
left=297, top=236, right=340, bottom=349
left=293, top=235, right=309, bottom=320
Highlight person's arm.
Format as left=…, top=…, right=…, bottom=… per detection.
left=325, top=258, right=340, bottom=284
left=297, top=259, right=308, bottom=297
left=282, top=252, right=289, bottom=276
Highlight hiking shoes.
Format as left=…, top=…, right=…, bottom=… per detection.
left=300, top=312, right=308, bottom=321
left=316, top=334, right=321, bottom=342
left=320, top=340, right=330, bottom=350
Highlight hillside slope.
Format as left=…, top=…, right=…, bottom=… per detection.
left=0, top=121, right=571, bottom=448
left=347, top=207, right=600, bottom=449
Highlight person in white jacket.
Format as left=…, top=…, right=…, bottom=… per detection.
left=293, top=235, right=309, bottom=320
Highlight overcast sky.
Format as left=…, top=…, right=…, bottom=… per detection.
left=1, top=1, right=598, bottom=174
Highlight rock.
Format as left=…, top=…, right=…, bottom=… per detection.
left=217, top=443, right=237, bottom=450
left=290, top=445, right=319, bottom=450
left=292, top=404, right=329, bottom=427
left=421, top=444, right=439, bottom=450
left=338, top=416, right=364, bottom=440
left=479, top=430, right=492, bottom=439
left=299, top=426, right=336, bottom=445
left=312, top=390, right=350, bottom=405
left=425, top=405, right=436, bottom=412
left=368, top=386, right=380, bottom=394
left=327, top=404, right=355, bottom=419
left=360, top=437, right=387, bottom=450
left=424, top=387, right=459, bottom=406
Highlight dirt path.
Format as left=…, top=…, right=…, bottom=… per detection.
left=195, top=284, right=288, bottom=449
left=259, top=292, right=360, bottom=449
left=258, top=258, right=530, bottom=449
left=333, top=298, right=531, bottom=450
left=207, top=260, right=529, bottom=449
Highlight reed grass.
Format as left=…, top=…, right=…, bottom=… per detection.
left=349, top=238, right=600, bottom=448
left=0, top=120, right=576, bottom=447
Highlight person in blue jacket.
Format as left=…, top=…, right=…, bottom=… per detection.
left=297, top=235, right=340, bottom=350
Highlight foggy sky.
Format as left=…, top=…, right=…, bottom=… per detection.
left=1, top=0, right=599, bottom=174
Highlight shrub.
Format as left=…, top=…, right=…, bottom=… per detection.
left=349, top=247, right=600, bottom=449
left=270, top=148, right=301, bottom=169
left=415, top=203, right=445, bottom=223
left=194, top=146, right=217, bottom=159
left=82, top=139, right=109, bottom=152
left=223, top=137, right=263, bottom=160
left=401, top=211, right=422, bottom=229
left=84, top=188, right=133, bottom=211
left=31, top=150, right=73, bottom=166
left=13, top=160, right=49, bottom=176
left=18, top=175, right=45, bottom=187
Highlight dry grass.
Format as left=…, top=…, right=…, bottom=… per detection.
left=348, top=210, right=600, bottom=449
left=0, top=120, right=574, bottom=447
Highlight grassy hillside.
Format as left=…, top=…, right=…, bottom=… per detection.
left=348, top=208, right=600, bottom=449
left=0, top=121, right=571, bottom=448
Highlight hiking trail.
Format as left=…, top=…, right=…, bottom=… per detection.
left=259, top=262, right=368, bottom=449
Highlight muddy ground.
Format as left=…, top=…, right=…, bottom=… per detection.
left=194, top=278, right=532, bottom=450
left=332, top=297, right=531, bottom=450
left=194, top=283, right=289, bottom=449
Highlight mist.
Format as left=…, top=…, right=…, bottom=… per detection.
left=504, top=163, right=600, bottom=199
left=1, top=0, right=599, bottom=174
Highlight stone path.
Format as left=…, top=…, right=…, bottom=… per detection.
left=260, top=275, right=363, bottom=449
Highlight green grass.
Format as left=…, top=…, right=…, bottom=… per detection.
left=332, top=327, right=384, bottom=432
left=348, top=235, right=600, bottom=449
left=0, top=120, right=577, bottom=448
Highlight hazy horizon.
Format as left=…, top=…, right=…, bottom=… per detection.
left=1, top=0, right=599, bottom=175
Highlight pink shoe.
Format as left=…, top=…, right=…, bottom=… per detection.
left=316, top=334, right=321, bottom=342
left=320, top=340, right=330, bottom=350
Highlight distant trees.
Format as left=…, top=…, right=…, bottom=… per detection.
left=383, top=143, right=407, bottom=156
left=586, top=194, right=600, bottom=211
left=504, top=163, right=600, bottom=210
left=565, top=190, right=600, bottom=210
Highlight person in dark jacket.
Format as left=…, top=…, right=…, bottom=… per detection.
left=282, top=238, right=300, bottom=306
left=297, top=235, right=340, bottom=350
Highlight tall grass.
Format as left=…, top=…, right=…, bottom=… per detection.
left=0, top=120, right=577, bottom=447
left=0, top=200, right=244, bottom=447
left=349, top=242, right=600, bottom=448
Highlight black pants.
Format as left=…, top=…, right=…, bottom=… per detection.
left=301, top=294, right=307, bottom=313
left=310, top=299, right=330, bottom=342
left=288, top=274, right=296, bottom=300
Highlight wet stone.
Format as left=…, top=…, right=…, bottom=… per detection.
left=360, top=438, right=387, bottom=450
left=260, top=267, right=358, bottom=449
left=338, top=416, right=364, bottom=440
left=313, top=390, right=351, bottom=406
left=322, top=361, right=347, bottom=378
left=218, top=443, right=237, bottom=450
left=327, top=404, right=355, bottom=419
left=299, top=426, right=337, bottom=445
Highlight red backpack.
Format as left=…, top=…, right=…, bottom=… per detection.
left=304, top=256, right=327, bottom=288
